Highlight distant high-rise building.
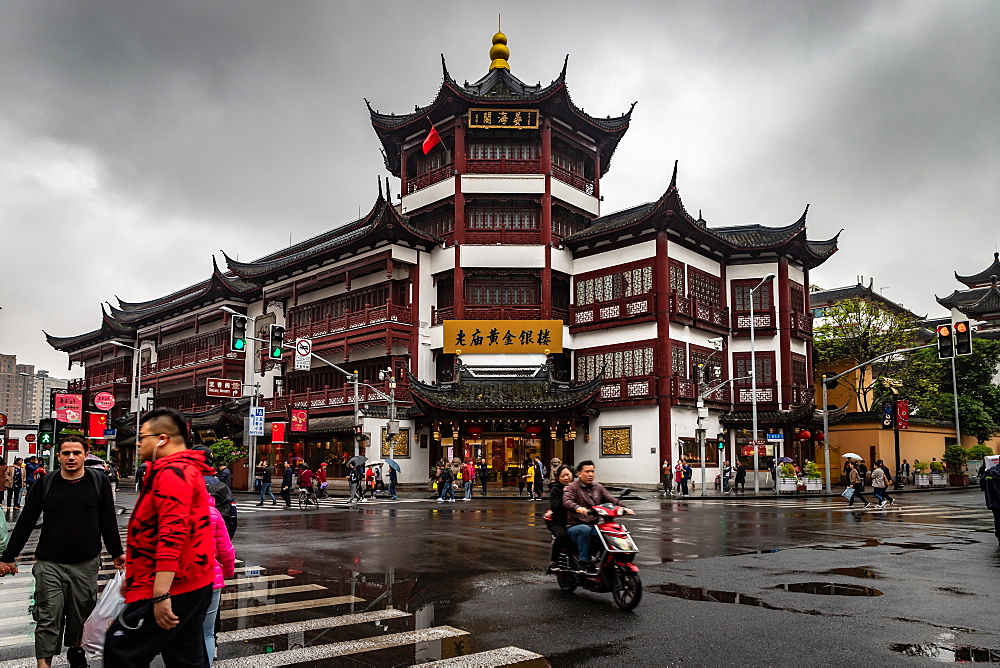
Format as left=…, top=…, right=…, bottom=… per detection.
left=27, top=370, right=70, bottom=424
left=0, top=355, right=72, bottom=425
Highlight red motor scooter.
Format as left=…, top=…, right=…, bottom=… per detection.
left=546, top=493, right=642, bottom=611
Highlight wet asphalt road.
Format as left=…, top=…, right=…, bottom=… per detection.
left=2, top=487, right=998, bottom=666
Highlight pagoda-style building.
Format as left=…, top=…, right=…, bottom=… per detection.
left=936, top=252, right=1000, bottom=327
left=46, top=31, right=839, bottom=488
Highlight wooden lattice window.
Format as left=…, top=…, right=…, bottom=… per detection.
left=418, top=210, right=454, bottom=237
left=575, top=264, right=653, bottom=306
left=577, top=345, right=655, bottom=381
left=466, top=275, right=539, bottom=305
left=288, top=286, right=389, bottom=329
left=669, top=262, right=685, bottom=294
left=733, top=353, right=775, bottom=384
left=733, top=281, right=773, bottom=312
left=790, top=282, right=806, bottom=314
left=792, top=354, right=808, bottom=387
left=689, top=268, right=722, bottom=306
left=467, top=207, right=539, bottom=230
left=671, top=344, right=687, bottom=376
left=689, top=346, right=717, bottom=381
left=468, top=141, right=538, bottom=160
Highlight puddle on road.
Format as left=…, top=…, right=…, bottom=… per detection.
left=647, top=583, right=780, bottom=610
left=819, top=567, right=882, bottom=579
left=891, top=643, right=1000, bottom=663
left=773, top=582, right=882, bottom=597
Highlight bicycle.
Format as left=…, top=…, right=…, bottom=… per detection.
left=297, top=484, right=319, bottom=511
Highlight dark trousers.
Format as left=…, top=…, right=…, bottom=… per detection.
left=992, top=509, right=1000, bottom=544
left=848, top=484, right=869, bottom=506
left=480, top=478, right=487, bottom=496
left=6, top=485, right=22, bottom=507
left=280, top=487, right=292, bottom=506
left=548, top=524, right=570, bottom=561
left=104, top=585, right=212, bottom=667
left=679, top=478, right=689, bottom=496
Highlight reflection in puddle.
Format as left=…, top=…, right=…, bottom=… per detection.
left=773, top=582, right=882, bottom=596
left=646, top=583, right=779, bottom=610
left=891, top=643, right=1000, bottom=663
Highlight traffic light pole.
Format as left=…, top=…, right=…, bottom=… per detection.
left=951, top=356, right=962, bottom=449
left=306, top=353, right=391, bottom=457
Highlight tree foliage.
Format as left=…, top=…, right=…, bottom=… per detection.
left=210, top=438, right=246, bottom=469
left=814, top=298, right=922, bottom=411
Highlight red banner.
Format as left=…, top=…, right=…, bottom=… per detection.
left=6, top=438, right=19, bottom=452
left=291, top=409, right=308, bottom=432
left=88, top=412, right=108, bottom=438
left=271, top=422, right=287, bottom=444
left=896, top=399, right=910, bottom=430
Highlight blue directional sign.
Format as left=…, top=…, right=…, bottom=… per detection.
left=248, top=406, right=265, bottom=437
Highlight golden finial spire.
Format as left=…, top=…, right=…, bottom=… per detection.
left=489, top=15, right=510, bottom=71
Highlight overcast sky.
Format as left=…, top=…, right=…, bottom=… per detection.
left=1, top=0, right=997, bottom=377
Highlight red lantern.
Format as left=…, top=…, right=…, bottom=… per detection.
left=525, top=425, right=542, bottom=437
left=466, top=425, right=483, bottom=437
left=796, top=429, right=811, bottom=441
left=815, top=431, right=824, bottom=442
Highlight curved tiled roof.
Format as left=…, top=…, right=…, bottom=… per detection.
left=720, top=401, right=848, bottom=427
left=955, top=252, right=1000, bottom=288
left=937, top=280, right=1000, bottom=316
left=45, top=304, right=136, bottom=353
left=408, top=371, right=602, bottom=413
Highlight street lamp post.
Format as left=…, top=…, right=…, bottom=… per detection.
left=111, top=340, right=143, bottom=472
left=696, top=338, right=724, bottom=497
left=750, top=273, right=775, bottom=495
left=20, top=372, right=55, bottom=468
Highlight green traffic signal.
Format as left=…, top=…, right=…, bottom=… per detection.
left=272, top=347, right=282, bottom=358
left=40, top=433, right=52, bottom=444
left=234, top=338, right=246, bottom=351
left=268, top=324, right=285, bottom=360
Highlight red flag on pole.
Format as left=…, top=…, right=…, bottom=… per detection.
left=422, top=120, right=441, bottom=155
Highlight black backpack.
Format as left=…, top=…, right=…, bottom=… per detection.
left=205, top=475, right=237, bottom=537
left=41, top=467, right=105, bottom=504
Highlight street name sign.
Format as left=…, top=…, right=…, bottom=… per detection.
left=206, top=378, right=243, bottom=398
left=248, top=406, right=265, bottom=437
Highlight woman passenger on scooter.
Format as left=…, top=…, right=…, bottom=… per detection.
left=545, top=465, right=575, bottom=571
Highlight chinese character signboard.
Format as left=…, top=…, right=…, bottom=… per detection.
left=0, top=413, right=7, bottom=428
left=206, top=378, right=243, bottom=398
left=248, top=406, right=265, bottom=437
left=467, top=108, right=539, bottom=130
left=291, top=409, right=308, bottom=432
left=54, top=393, right=84, bottom=423
left=93, top=392, right=116, bottom=411
left=443, top=320, right=562, bottom=354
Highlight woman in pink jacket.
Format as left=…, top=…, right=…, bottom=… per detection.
left=203, top=495, right=236, bottom=664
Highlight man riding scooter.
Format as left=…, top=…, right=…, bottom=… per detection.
left=563, top=460, right=633, bottom=574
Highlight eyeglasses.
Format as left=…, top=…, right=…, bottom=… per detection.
left=138, top=433, right=164, bottom=441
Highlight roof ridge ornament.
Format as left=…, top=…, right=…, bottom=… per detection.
left=488, top=19, right=510, bottom=71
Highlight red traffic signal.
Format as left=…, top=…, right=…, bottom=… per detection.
left=954, top=320, right=973, bottom=356
left=936, top=324, right=954, bottom=359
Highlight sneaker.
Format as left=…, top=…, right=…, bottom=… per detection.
left=876, top=502, right=885, bottom=508
left=437, top=498, right=444, bottom=502
left=888, top=499, right=895, bottom=506
left=864, top=503, right=872, bottom=508
left=255, top=503, right=263, bottom=507
left=447, top=498, right=455, bottom=502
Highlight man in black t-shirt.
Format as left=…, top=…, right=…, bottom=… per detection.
left=0, top=435, right=124, bottom=668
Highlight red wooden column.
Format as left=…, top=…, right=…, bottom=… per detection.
left=777, top=257, right=793, bottom=408
left=592, top=151, right=601, bottom=201
left=802, top=265, right=811, bottom=382
left=541, top=120, right=553, bottom=318
left=654, top=230, right=673, bottom=474
left=453, top=117, right=466, bottom=319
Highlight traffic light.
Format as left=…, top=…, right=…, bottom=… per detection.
left=38, top=418, right=56, bottom=446
left=268, top=324, right=286, bottom=360
left=954, top=321, right=973, bottom=356
left=936, top=324, right=954, bottom=359
left=354, top=424, right=365, bottom=443
left=229, top=315, right=248, bottom=352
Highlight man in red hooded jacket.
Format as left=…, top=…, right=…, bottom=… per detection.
left=104, top=407, right=215, bottom=667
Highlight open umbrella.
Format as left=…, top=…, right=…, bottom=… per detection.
left=777, top=457, right=794, bottom=463
left=841, top=453, right=863, bottom=460
left=347, top=455, right=368, bottom=468
left=384, top=458, right=402, bottom=472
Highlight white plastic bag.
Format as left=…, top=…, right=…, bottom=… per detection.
left=82, top=570, right=126, bottom=658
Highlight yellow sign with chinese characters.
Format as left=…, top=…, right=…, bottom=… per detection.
left=468, top=108, right=539, bottom=130
left=443, top=320, right=562, bottom=354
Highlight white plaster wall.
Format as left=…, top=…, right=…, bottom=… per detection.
left=460, top=174, right=545, bottom=194
left=725, top=263, right=779, bottom=281
left=570, top=322, right=658, bottom=351
left=550, top=178, right=600, bottom=216
left=551, top=247, right=573, bottom=275
left=668, top=244, right=722, bottom=276
left=668, top=323, right=725, bottom=348
left=293, top=270, right=397, bottom=307
left=359, top=417, right=428, bottom=485
left=460, top=245, right=545, bottom=268
left=787, top=264, right=805, bottom=286
left=574, top=405, right=660, bottom=486
left=573, top=241, right=655, bottom=276
left=428, top=245, right=456, bottom=275
left=401, top=178, right=455, bottom=213
left=416, top=252, right=435, bottom=383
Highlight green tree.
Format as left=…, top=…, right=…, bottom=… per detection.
left=814, top=298, right=922, bottom=411
left=969, top=444, right=995, bottom=461
left=210, top=438, right=246, bottom=469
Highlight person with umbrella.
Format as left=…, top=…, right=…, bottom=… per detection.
left=845, top=460, right=872, bottom=508
left=385, top=459, right=399, bottom=500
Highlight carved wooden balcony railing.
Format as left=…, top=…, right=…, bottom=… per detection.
left=406, top=164, right=454, bottom=194
left=734, top=383, right=778, bottom=404
left=432, top=306, right=454, bottom=327
left=433, top=306, right=566, bottom=326
left=790, top=311, right=814, bottom=338
left=465, top=158, right=540, bottom=175
left=669, top=294, right=729, bottom=332
left=285, top=303, right=412, bottom=343
left=142, top=345, right=240, bottom=376
left=669, top=377, right=733, bottom=404
left=572, top=295, right=653, bottom=329
left=263, top=380, right=412, bottom=412
left=551, top=164, right=595, bottom=195
left=154, top=387, right=226, bottom=414
left=599, top=376, right=656, bottom=402
left=82, top=357, right=133, bottom=389
left=790, top=385, right=815, bottom=405
left=732, top=310, right=776, bottom=333
left=464, top=229, right=542, bottom=245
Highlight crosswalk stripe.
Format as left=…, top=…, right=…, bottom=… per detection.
left=220, top=583, right=327, bottom=601
left=0, top=598, right=30, bottom=610
left=219, top=595, right=364, bottom=619
left=216, top=609, right=411, bottom=643
left=214, top=625, right=469, bottom=667
left=0, top=615, right=32, bottom=627
left=225, top=574, right=293, bottom=586
left=0, top=633, right=33, bottom=650
left=413, top=646, right=546, bottom=666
